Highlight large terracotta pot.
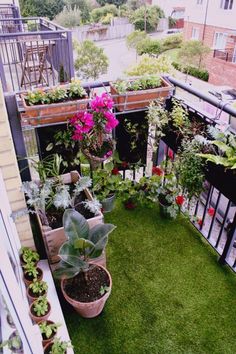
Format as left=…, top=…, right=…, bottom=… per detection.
left=89, top=251, right=106, bottom=268
left=61, top=265, right=112, bottom=318
left=110, top=77, right=173, bottom=112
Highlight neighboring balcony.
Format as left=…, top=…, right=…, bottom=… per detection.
left=213, top=49, right=236, bottom=63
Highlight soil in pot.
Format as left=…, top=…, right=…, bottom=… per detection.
left=27, top=287, right=47, bottom=301
left=63, top=265, right=110, bottom=303
left=74, top=191, right=96, bottom=220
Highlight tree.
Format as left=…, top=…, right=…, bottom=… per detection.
left=54, top=6, right=81, bottom=28
left=65, top=0, right=91, bottom=23
left=130, top=5, right=164, bottom=32
left=177, top=40, right=210, bottom=77
left=74, top=40, right=109, bottom=80
left=126, top=30, right=148, bottom=51
left=91, top=4, right=117, bottom=23
left=96, top=0, right=126, bottom=7
left=126, top=54, right=175, bottom=76
left=20, top=0, right=65, bottom=20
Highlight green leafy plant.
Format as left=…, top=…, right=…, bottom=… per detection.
left=39, top=321, right=61, bottom=339
left=68, top=78, right=87, bottom=99
left=146, top=101, right=169, bottom=146
left=20, top=246, right=39, bottom=264
left=53, top=5, right=81, bottom=28
left=126, top=54, right=175, bottom=76
left=113, top=75, right=161, bottom=94
left=29, top=280, right=48, bottom=296
left=54, top=209, right=116, bottom=280
left=130, top=5, right=164, bottom=32
left=47, top=87, right=68, bottom=103
left=24, top=89, right=49, bottom=106
left=100, top=285, right=110, bottom=296
left=32, top=296, right=49, bottom=317
left=23, top=262, right=39, bottom=280
left=126, top=30, right=148, bottom=54
left=197, top=127, right=236, bottom=169
left=0, top=331, right=23, bottom=351
left=48, top=338, right=72, bottom=354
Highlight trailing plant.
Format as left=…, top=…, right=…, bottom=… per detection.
left=113, top=75, right=162, bottom=94
left=32, top=296, right=49, bottom=317
left=54, top=209, right=116, bottom=281
left=146, top=100, right=169, bottom=147
left=20, top=246, right=39, bottom=264
left=29, top=280, right=48, bottom=296
left=170, top=99, right=191, bottom=136
left=47, top=338, right=72, bottom=354
left=39, top=321, right=61, bottom=339
left=27, top=154, right=63, bottom=183
left=176, top=139, right=205, bottom=199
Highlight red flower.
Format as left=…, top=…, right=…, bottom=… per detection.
left=197, top=218, right=203, bottom=226
left=207, top=207, right=215, bottom=217
left=175, top=195, right=185, bottom=206
left=168, top=150, right=174, bottom=160
left=152, top=166, right=163, bottom=176
left=100, top=208, right=104, bottom=213
left=111, top=167, right=119, bottom=175
left=121, top=161, right=128, bottom=168
left=124, top=201, right=136, bottom=209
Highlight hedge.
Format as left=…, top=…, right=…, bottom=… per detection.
left=172, top=62, right=209, bottom=81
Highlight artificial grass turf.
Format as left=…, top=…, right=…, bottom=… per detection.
left=64, top=201, right=236, bottom=354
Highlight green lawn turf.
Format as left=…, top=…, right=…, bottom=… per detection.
left=64, top=201, right=236, bottom=354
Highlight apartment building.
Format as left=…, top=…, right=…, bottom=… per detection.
left=184, top=0, right=236, bottom=88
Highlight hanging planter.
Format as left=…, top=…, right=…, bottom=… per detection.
left=82, top=139, right=115, bottom=170
left=20, top=79, right=88, bottom=126
left=110, top=76, right=173, bottom=112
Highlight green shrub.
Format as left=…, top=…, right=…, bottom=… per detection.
left=54, top=6, right=81, bottom=28
left=126, top=54, right=175, bottom=76
left=126, top=30, right=148, bottom=50
left=136, top=38, right=163, bottom=56
left=172, top=62, right=209, bottom=81
left=162, top=34, right=183, bottom=51
left=130, top=5, right=164, bottom=32
left=91, top=4, right=118, bottom=23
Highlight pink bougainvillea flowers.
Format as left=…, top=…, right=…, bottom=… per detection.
left=152, top=166, right=163, bottom=176
left=207, top=207, right=215, bottom=217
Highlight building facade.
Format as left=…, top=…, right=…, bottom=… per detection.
left=151, top=0, right=186, bottom=18
left=184, top=0, right=236, bottom=88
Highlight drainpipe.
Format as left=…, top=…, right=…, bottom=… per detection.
left=202, top=0, right=210, bottom=43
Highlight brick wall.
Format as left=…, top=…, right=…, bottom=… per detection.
left=183, top=21, right=236, bottom=88
left=0, top=85, right=34, bottom=247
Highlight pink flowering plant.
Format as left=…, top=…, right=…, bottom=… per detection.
left=70, top=93, right=119, bottom=159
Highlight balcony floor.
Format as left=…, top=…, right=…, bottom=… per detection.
left=63, top=201, right=236, bottom=354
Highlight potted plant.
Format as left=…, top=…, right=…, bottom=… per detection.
left=20, top=79, right=88, bottom=126
left=54, top=209, right=116, bottom=318
left=110, top=75, right=173, bottom=112
left=23, top=262, right=43, bottom=287
left=29, top=295, right=51, bottom=323
left=6, top=312, right=16, bottom=328
left=38, top=320, right=61, bottom=347
left=44, top=338, right=72, bottom=354
left=92, top=162, right=122, bottom=212
left=69, top=93, right=119, bottom=169
left=0, top=331, right=23, bottom=353
left=27, top=280, right=48, bottom=302
left=22, top=171, right=103, bottom=265
left=20, top=246, right=40, bottom=266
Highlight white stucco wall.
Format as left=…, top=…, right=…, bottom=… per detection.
left=152, top=0, right=186, bottom=17
left=185, top=0, right=236, bottom=30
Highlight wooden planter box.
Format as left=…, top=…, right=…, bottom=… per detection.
left=20, top=86, right=88, bottom=126
left=37, top=171, right=103, bottom=265
left=110, top=77, right=173, bottom=112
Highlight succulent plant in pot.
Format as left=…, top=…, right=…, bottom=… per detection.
left=38, top=320, right=61, bottom=347
left=20, top=246, right=40, bottom=266
left=23, top=262, right=43, bottom=286
left=44, top=337, right=72, bottom=354
left=54, top=209, right=116, bottom=318
left=29, top=295, right=51, bottom=323
left=0, top=331, right=23, bottom=353
left=27, top=280, right=48, bottom=302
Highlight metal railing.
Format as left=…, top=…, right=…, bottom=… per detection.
left=213, top=49, right=236, bottom=63
left=0, top=17, right=74, bottom=92
left=0, top=3, right=20, bottom=20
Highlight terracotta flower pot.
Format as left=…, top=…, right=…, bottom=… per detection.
left=43, top=342, right=67, bottom=354
left=110, top=77, right=173, bottom=112
left=38, top=320, right=58, bottom=347
left=27, top=286, right=47, bottom=303
left=23, top=267, right=43, bottom=287
left=89, top=251, right=107, bottom=268
left=61, top=265, right=112, bottom=318
left=29, top=300, right=51, bottom=324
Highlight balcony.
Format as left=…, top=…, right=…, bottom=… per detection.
left=2, top=4, right=236, bottom=354
left=213, top=49, right=236, bottom=63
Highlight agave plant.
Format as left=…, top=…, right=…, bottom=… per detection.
left=54, top=209, right=116, bottom=281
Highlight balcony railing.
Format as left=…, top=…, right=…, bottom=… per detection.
left=213, top=49, right=236, bottom=63
left=0, top=17, right=74, bottom=92
left=0, top=3, right=20, bottom=20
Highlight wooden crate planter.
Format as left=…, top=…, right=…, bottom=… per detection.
left=110, top=77, right=173, bottom=112
left=20, top=86, right=88, bottom=126
left=37, top=171, right=103, bottom=265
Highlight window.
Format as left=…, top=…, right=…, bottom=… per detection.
left=197, top=0, right=203, bottom=4
left=191, top=27, right=200, bottom=40
left=220, top=0, right=234, bottom=9
left=213, top=32, right=228, bottom=49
